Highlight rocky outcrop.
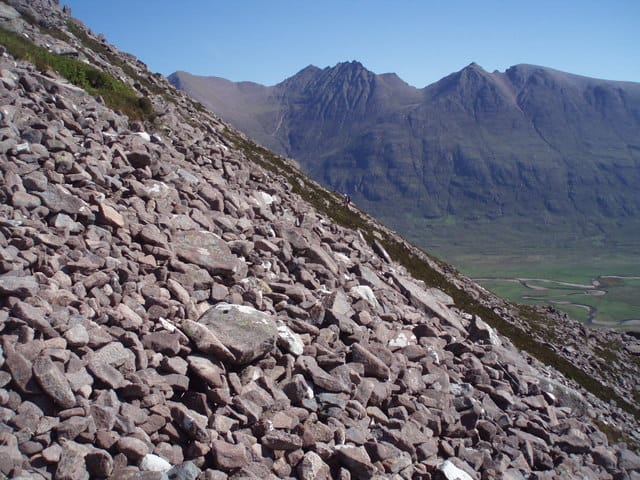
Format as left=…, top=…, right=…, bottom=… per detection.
left=0, top=2, right=639, bottom=479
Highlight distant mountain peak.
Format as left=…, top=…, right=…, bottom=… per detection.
left=326, top=60, right=373, bottom=79
left=460, top=62, right=491, bottom=78
left=334, top=60, right=367, bottom=70
left=297, top=64, right=322, bottom=75
left=465, top=61, right=483, bottom=70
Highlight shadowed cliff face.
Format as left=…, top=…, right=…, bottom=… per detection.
left=170, top=62, right=640, bottom=229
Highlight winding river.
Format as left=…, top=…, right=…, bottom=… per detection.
left=473, top=275, right=640, bottom=326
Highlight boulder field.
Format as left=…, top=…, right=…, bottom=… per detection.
left=0, top=1, right=639, bottom=479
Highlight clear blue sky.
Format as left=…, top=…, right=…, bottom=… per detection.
left=60, top=0, right=639, bottom=87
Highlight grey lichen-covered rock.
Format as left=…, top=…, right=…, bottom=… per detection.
left=277, top=325, right=305, bottom=355
left=0, top=3, right=24, bottom=33
left=0, top=274, right=38, bottom=298
left=194, top=303, right=277, bottom=365
left=537, top=376, right=589, bottom=414
left=173, top=230, right=245, bottom=277
left=36, top=184, right=91, bottom=216
left=298, top=451, right=331, bottom=480
left=165, top=462, right=201, bottom=480
left=468, top=315, right=501, bottom=346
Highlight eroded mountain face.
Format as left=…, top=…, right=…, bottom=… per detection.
left=1, top=1, right=640, bottom=479
left=170, top=60, right=640, bottom=231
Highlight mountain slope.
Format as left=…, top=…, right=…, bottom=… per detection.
left=169, top=61, right=640, bottom=236
left=1, top=2, right=640, bottom=479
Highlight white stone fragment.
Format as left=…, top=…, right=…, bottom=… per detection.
left=133, top=131, right=151, bottom=142
left=388, top=331, right=416, bottom=349
left=253, top=191, right=276, bottom=207
left=159, top=317, right=176, bottom=333
left=15, top=142, right=30, bottom=153
left=139, top=453, right=171, bottom=472
left=277, top=325, right=304, bottom=356
left=438, top=460, right=473, bottom=480
left=334, top=252, right=353, bottom=266
left=350, top=285, right=380, bottom=309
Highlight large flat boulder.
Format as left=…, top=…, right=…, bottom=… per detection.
left=390, top=273, right=465, bottom=331
left=194, top=304, right=277, bottom=365
left=172, top=230, right=245, bottom=278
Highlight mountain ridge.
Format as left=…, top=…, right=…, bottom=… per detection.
left=169, top=62, right=640, bottom=220
left=169, top=62, right=640, bottom=231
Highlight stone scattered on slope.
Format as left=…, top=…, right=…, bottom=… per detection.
left=0, top=3, right=637, bottom=480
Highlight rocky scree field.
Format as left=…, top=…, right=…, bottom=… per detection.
left=0, top=1, right=639, bottom=479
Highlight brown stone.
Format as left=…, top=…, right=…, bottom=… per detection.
left=142, top=331, right=182, bottom=355
left=334, top=445, right=376, bottom=478
left=32, top=355, right=76, bottom=409
left=56, top=441, right=89, bottom=480
left=187, top=355, right=225, bottom=388
left=210, top=440, right=249, bottom=470
left=116, top=436, right=150, bottom=461
left=261, top=430, right=303, bottom=451
left=85, top=449, right=114, bottom=478
left=98, top=202, right=126, bottom=228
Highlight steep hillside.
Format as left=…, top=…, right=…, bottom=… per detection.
left=170, top=61, right=640, bottom=245
left=1, top=1, right=640, bottom=479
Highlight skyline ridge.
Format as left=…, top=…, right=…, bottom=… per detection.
left=174, top=60, right=640, bottom=90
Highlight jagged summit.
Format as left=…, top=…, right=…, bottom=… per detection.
left=462, top=61, right=486, bottom=72
left=333, top=60, right=368, bottom=70
left=1, top=1, right=640, bottom=479
left=425, top=62, right=499, bottom=95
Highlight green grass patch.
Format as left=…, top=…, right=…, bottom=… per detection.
left=475, top=273, right=640, bottom=326
left=64, top=20, right=164, bottom=97
left=593, top=418, right=639, bottom=451
left=475, top=280, right=533, bottom=303
left=447, top=245, right=640, bottom=327
left=0, top=27, right=154, bottom=121
left=598, top=277, right=625, bottom=288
